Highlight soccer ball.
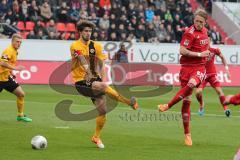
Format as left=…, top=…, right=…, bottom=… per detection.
left=31, top=135, right=47, bottom=150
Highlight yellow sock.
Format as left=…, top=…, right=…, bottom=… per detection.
left=105, top=86, right=131, bottom=105
left=94, top=115, right=106, bottom=138
left=17, top=97, right=24, bottom=117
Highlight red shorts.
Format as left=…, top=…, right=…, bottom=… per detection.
left=198, top=73, right=220, bottom=89
left=179, top=65, right=206, bottom=88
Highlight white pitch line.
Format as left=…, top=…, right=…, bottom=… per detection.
left=0, top=99, right=91, bottom=107
left=1, top=100, right=240, bottom=118
left=168, top=111, right=240, bottom=118
left=54, top=126, right=70, bottom=129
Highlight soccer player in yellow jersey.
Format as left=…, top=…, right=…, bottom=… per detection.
left=0, top=34, right=32, bottom=122
left=70, top=21, right=138, bottom=148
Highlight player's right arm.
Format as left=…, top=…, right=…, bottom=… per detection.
left=0, top=52, right=24, bottom=71
left=70, top=44, right=92, bottom=81
left=0, top=61, right=24, bottom=71
left=180, top=46, right=210, bottom=57
left=180, top=32, right=210, bottom=57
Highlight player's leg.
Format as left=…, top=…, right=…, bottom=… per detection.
left=195, top=78, right=207, bottom=116
left=214, top=86, right=227, bottom=107
left=224, top=93, right=240, bottom=105
left=3, top=77, right=32, bottom=122
left=91, top=96, right=106, bottom=149
left=209, top=75, right=231, bottom=117
left=92, top=81, right=138, bottom=109
left=12, top=86, right=25, bottom=117
left=12, top=86, right=32, bottom=122
left=181, top=96, right=192, bottom=146
left=158, top=77, right=197, bottom=112
left=213, top=87, right=231, bottom=117
left=195, top=87, right=205, bottom=116
left=74, top=81, right=106, bottom=148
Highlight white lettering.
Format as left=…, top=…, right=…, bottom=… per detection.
left=20, top=70, right=31, bottom=80
left=200, top=39, right=208, bottom=45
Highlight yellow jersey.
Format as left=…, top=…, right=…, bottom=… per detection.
left=70, top=40, right=107, bottom=83
left=0, top=45, right=18, bottom=81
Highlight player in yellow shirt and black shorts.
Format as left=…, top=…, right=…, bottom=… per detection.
left=0, top=34, right=32, bottom=122
left=70, top=21, right=138, bottom=149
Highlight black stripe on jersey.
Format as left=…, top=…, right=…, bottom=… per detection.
left=89, top=41, right=97, bottom=77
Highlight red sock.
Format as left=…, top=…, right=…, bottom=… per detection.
left=182, top=100, right=191, bottom=134
left=196, top=93, right=203, bottom=107
left=230, top=93, right=240, bottom=105
left=168, top=85, right=193, bottom=108
left=219, top=96, right=228, bottom=110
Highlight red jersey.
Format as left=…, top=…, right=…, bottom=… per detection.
left=205, top=47, right=221, bottom=74
left=180, top=25, right=209, bottom=65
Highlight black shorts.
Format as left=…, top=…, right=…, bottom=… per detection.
left=0, top=76, right=19, bottom=93
left=75, top=77, right=105, bottom=102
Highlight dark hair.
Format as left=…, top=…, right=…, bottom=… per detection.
left=77, top=21, right=96, bottom=32
left=120, top=44, right=125, bottom=47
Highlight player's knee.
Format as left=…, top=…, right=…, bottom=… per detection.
left=100, top=83, right=108, bottom=91
left=93, top=82, right=107, bottom=92
left=188, top=78, right=199, bottom=88
left=99, top=107, right=107, bottom=115
left=17, top=91, right=25, bottom=98
left=195, top=89, right=202, bottom=96
left=95, top=97, right=106, bottom=106
left=187, top=82, right=196, bottom=89
left=97, top=103, right=107, bottom=114
left=215, top=88, right=222, bottom=96
left=184, top=96, right=192, bottom=101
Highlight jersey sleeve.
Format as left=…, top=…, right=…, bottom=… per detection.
left=95, top=42, right=107, bottom=61
left=0, top=49, right=12, bottom=62
left=180, top=32, right=194, bottom=49
left=70, top=43, right=80, bottom=58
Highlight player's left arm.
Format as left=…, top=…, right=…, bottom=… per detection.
left=217, top=49, right=230, bottom=78
left=95, top=43, right=107, bottom=80
left=0, top=51, right=25, bottom=71
left=98, top=60, right=105, bottom=80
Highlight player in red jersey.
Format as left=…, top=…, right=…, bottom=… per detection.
left=195, top=35, right=231, bottom=117
left=224, top=93, right=240, bottom=105
left=158, top=9, right=210, bottom=146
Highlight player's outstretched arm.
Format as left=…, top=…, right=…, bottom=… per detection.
left=180, top=46, right=210, bottom=57
left=218, top=51, right=230, bottom=78
left=0, top=61, right=25, bottom=71
left=98, top=60, right=105, bottom=80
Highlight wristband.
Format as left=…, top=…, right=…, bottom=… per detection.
left=197, top=53, right=201, bottom=57
left=83, top=64, right=89, bottom=70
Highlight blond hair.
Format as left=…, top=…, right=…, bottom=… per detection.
left=194, top=8, right=208, bottom=20
left=11, top=33, right=22, bottom=41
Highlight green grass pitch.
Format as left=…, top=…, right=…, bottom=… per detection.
left=0, top=85, right=239, bottom=160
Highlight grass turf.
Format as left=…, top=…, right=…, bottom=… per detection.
left=0, top=85, right=239, bottom=160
